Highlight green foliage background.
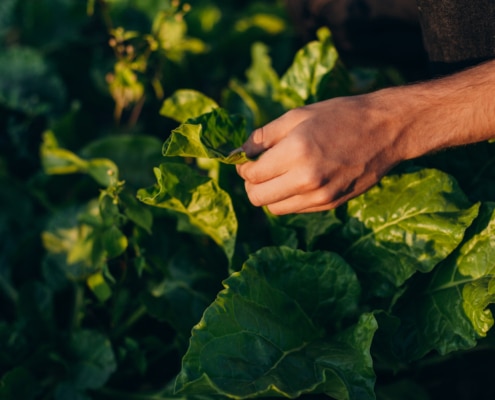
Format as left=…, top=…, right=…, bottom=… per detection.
left=2, top=1, right=495, bottom=399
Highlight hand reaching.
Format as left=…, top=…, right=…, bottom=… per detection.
left=236, top=94, right=403, bottom=214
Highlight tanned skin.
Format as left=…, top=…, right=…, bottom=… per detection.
left=236, top=59, right=495, bottom=215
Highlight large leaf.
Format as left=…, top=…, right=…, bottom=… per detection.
left=279, top=27, right=350, bottom=104
left=175, top=247, right=377, bottom=399
left=162, top=108, right=250, bottom=164
left=137, top=162, right=238, bottom=262
left=160, top=89, right=218, bottom=123
left=343, top=168, right=480, bottom=297
left=391, top=202, right=495, bottom=361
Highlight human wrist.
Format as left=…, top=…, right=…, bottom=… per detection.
left=371, top=60, right=495, bottom=163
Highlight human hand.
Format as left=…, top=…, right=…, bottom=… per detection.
left=237, top=60, right=495, bottom=215
left=236, top=94, right=404, bottom=214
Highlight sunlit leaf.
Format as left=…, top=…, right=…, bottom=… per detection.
left=86, top=272, right=112, bottom=303
left=343, top=168, right=479, bottom=296
left=41, top=132, right=120, bottom=187
left=234, top=13, right=287, bottom=34
left=160, top=89, right=218, bottom=123
left=391, top=202, right=495, bottom=360
left=162, top=108, right=250, bottom=164
left=137, top=162, right=237, bottom=262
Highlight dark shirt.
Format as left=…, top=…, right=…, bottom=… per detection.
left=417, top=0, right=495, bottom=76
left=285, top=0, right=495, bottom=78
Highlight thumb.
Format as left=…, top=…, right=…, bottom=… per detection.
left=242, top=112, right=293, bottom=158
left=242, top=126, right=268, bottom=158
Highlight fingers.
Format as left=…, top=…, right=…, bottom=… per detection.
left=242, top=165, right=321, bottom=207
left=237, top=139, right=292, bottom=185
left=241, top=161, right=376, bottom=215
left=241, top=109, right=303, bottom=157
left=258, top=181, right=357, bottom=215
left=255, top=185, right=339, bottom=215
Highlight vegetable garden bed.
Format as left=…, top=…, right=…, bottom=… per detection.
left=2, top=1, right=495, bottom=399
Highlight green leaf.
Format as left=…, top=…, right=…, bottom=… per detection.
left=41, top=132, right=120, bottom=187
left=137, top=162, right=238, bottom=262
left=244, top=42, right=280, bottom=98
left=80, top=135, right=162, bottom=189
left=162, top=108, right=250, bottom=164
left=234, top=13, right=287, bottom=35
left=343, top=168, right=480, bottom=297
left=266, top=209, right=342, bottom=251
left=42, top=200, right=126, bottom=280
left=86, top=272, right=112, bottom=303
left=225, top=27, right=352, bottom=127
left=175, top=247, right=376, bottom=399
left=279, top=27, right=349, bottom=104
left=120, top=190, right=153, bottom=234
left=100, top=225, right=128, bottom=259
left=67, top=330, right=117, bottom=390
left=225, top=42, right=286, bottom=128
left=160, top=89, right=218, bottom=123
left=392, top=202, right=495, bottom=360
left=143, top=247, right=222, bottom=351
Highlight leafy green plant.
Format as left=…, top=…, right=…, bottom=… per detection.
left=2, top=1, right=495, bottom=399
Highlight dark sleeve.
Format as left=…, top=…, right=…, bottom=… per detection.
left=417, top=0, right=495, bottom=76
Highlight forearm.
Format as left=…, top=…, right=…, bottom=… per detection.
left=236, top=59, right=495, bottom=214
left=369, top=59, right=495, bottom=162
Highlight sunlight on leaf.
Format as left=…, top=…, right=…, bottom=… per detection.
left=343, top=168, right=479, bottom=297
left=137, top=162, right=238, bottom=263
left=162, top=108, right=250, bottom=164
left=160, top=89, right=219, bottom=123
left=235, top=13, right=287, bottom=34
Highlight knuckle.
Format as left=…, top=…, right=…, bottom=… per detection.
left=313, top=189, right=334, bottom=207
left=287, top=130, right=314, bottom=159
left=299, top=167, right=327, bottom=192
